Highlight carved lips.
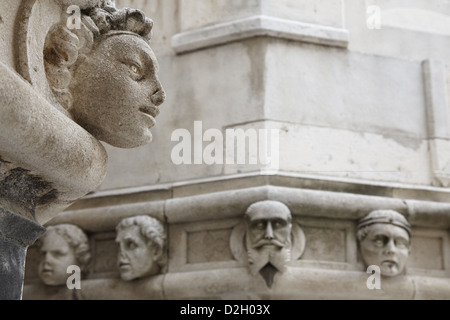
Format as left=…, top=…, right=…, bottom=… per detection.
left=139, top=106, right=159, bottom=127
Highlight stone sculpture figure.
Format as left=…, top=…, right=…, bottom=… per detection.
left=44, top=4, right=166, bottom=148
left=357, top=210, right=411, bottom=277
left=244, top=200, right=293, bottom=288
left=115, top=216, right=166, bottom=281
left=37, top=224, right=91, bottom=286
left=0, top=0, right=166, bottom=300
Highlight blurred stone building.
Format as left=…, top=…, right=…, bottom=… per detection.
left=23, top=0, right=450, bottom=299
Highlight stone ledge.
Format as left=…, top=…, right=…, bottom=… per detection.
left=23, top=268, right=450, bottom=300
left=172, top=15, right=349, bottom=54
left=52, top=184, right=450, bottom=229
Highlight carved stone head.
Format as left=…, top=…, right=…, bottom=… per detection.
left=357, top=210, right=411, bottom=277
left=115, top=215, right=165, bottom=281
left=44, top=5, right=166, bottom=148
left=37, top=224, right=91, bottom=286
left=244, top=200, right=293, bottom=286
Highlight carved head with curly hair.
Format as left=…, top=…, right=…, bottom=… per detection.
left=115, top=215, right=166, bottom=281
left=44, top=4, right=166, bottom=148
left=37, top=224, right=91, bottom=286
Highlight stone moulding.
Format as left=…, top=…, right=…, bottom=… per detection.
left=0, top=61, right=107, bottom=225
left=171, top=15, right=350, bottom=54
left=53, top=185, right=450, bottom=229
left=23, top=266, right=450, bottom=300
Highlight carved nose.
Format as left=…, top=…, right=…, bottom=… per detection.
left=118, top=252, right=128, bottom=265
left=151, top=85, right=166, bottom=106
left=384, top=239, right=396, bottom=255
left=42, top=255, right=51, bottom=265
left=264, top=222, right=274, bottom=240
left=42, top=253, right=56, bottom=266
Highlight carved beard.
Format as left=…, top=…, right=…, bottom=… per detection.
left=246, top=235, right=291, bottom=276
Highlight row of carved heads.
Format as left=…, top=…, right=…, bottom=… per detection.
left=36, top=202, right=412, bottom=288
left=37, top=215, right=166, bottom=286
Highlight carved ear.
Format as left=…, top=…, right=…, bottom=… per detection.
left=152, top=243, right=164, bottom=262
left=44, top=24, right=80, bottom=67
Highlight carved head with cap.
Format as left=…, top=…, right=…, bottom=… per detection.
left=44, top=4, right=166, bottom=148
left=357, top=210, right=411, bottom=277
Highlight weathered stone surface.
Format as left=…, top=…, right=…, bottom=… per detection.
left=0, top=60, right=108, bottom=225
left=0, top=207, right=45, bottom=300
left=0, top=157, right=57, bottom=221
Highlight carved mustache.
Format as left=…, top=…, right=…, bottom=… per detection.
left=252, top=239, right=285, bottom=249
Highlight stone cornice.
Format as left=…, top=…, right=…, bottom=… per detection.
left=172, top=15, right=349, bottom=54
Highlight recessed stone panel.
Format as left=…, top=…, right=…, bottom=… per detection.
left=187, top=229, right=233, bottom=264
left=169, top=219, right=242, bottom=272
left=301, top=226, right=347, bottom=263
left=91, top=233, right=119, bottom=277
left=409, top=229, right=449, bottom=274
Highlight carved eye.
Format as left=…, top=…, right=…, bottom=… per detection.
left=130, top=65, right=139, bottom=74
left=125, top=240, right=137, bottom=250
left=372, top=236, right=387, bottom=247
left=128, top=63, right=144, bottom=82
left=395, top=239, right=409, bottom=249
left=252, top=221, right=265, bottom=230
left=272, top=220, right=286, bottom=229
left=53, top=250, right=67, bottom=258
left=374, top=240, right=384, bottom=247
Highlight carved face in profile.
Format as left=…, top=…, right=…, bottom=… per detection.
left=69, top=34, right=165, bottom=148
left=44, top=7, right=166, bottom=149
left=357, top=210, right=411, bottom=277
left=115, top=216, right=165, bottom=281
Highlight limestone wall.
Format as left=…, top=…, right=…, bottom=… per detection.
left=94, top=0, right=450, bottom=190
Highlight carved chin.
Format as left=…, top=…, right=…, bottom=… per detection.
left=379, top=261, right=403, bottom=277
left=79, top=121, right=154, bottom=148
left=102, top=130, right=153, bottom=149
